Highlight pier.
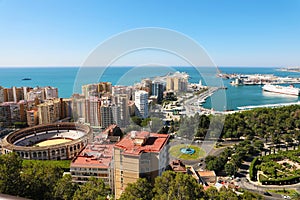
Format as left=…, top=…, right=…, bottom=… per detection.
left=237, top=101, right=300, bottom=110
left=219, top=73, right=300, bottom=86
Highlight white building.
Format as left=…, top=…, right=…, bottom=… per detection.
left=112, top=94, right=130, bottom=127
left=134, top=90, right=148, bottom=119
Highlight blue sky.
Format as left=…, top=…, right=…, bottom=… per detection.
left=0, top=0, right=299, bottom=67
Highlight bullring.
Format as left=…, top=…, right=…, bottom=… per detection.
left=1, top=122, right=92, bottom=160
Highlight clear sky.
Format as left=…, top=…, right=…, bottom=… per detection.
left=0, top=0, right=299, bottom=67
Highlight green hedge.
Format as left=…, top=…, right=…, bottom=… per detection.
left=261, top=175, right=300, bottom=185
left=249, top=157, right=260, bottom=181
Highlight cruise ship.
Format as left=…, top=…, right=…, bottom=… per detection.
left=262, top=84, right=300, bottom=96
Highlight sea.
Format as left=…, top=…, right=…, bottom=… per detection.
left=0, top=66, right=299, bottom=111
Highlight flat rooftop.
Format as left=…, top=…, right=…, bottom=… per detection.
left=71, top=144, right=114, bottom=169
left=198, top=171, right=216, bottom=177
left=114, top=131, right=169, bottom=156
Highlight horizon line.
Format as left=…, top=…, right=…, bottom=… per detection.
left=0, top=65, right=284, bottom=68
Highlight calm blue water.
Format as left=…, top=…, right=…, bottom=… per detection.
left=0, top=66, right=299, bottom=110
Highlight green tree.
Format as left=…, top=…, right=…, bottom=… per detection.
left=153, top=171, right=204, bottom=200
left=253, top=140, right=264, bottom=151
left=131, top=116, right=142, bottom=126
left=0, top=153, right=22, bottom=196
left=199, top=115, right=210, bottom=129
left=72, top=177, right=111, bottom=200
left=119, top=178, right=153, bottom=200
left=218, top=188, right=238, bottom=200
left=53, top=174, right=78, bottom=200
left=21, top=161, right=64, bottom=200
left=205, top=156, right=225, bottom=172
left=224, top=162, right=237, bottom=177
left=205, top=186, right=219, bottom=200
left=141, top=118, right=151, bottom=127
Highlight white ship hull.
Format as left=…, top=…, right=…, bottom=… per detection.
left=262, top=84, right=300, bottom=96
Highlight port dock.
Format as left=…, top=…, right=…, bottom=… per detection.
left=237, top=101, right=300, bottom=110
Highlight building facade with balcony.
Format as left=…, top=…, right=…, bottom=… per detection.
left=113, top=131, right=170, bottom=199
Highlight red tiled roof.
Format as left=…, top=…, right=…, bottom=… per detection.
left=71, top=144, right=114, bottom=169
left=114, top=131, right=169, bottom=156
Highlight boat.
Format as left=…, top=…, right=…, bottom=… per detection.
left=230, top=78, right=243, bottom=86
left=22, top=78, right=31, bottom=81
left=262, top=84, right=300, bottom=96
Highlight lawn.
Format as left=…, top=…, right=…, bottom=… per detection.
left=169, top=144, right=206, bottom=160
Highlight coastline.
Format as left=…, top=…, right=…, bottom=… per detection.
left=0, top=66, right=299, bottom=111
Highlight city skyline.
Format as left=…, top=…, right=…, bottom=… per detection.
left=0, top=0, right=299, bottom=67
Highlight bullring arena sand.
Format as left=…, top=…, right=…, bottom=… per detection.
left=35, top=138, right=73, bottom=147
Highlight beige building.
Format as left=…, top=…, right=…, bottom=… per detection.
left=26, top=86, right=58, bottom=102
left=114, top=131, right=170, bottom=199
left=0, top=103, right=10, bottom=126
left=112, top=85, right=133, bottom=99
left=98, top=82, right=112, bottom=94
left=60, top=98, right=73, bottom=119
left=128, top=101, right=135, bottom=116
left=85, top=97, right=101, bottom=126
left=166, top=72, right=188, bottom=92
left=0, top=101, right=27, bottom=126
left=82, top=82, right=112, bottom=98
left=71, top=94, right=86, bottom=121
left=38, top=99, right=61, bottom=124
left=26, top=109, right=39, bottom=126
left=166, top=77, right=174, bottom=91
left=197, top=170, right=217, bottom=186
left=0, top=87, right=29, bottom=103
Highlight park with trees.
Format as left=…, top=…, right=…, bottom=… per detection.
left=250, top=148, right=300, bottom=185
left=0, top=152, right=263, bottom=200
left=0, top=153, right=111, bottom=200
left=119, top=170, right=262, bottom=200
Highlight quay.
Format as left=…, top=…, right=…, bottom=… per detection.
left=218, top=73, right=300, bottom=86
left=237, top=101, right=300, bottom=110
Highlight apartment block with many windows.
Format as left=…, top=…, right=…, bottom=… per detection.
left=113, top=131, right=170, bottom=199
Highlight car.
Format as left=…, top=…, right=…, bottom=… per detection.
left=197, top=163, right=202, bottom=166
left=282, top=195, right=291, bottom=199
